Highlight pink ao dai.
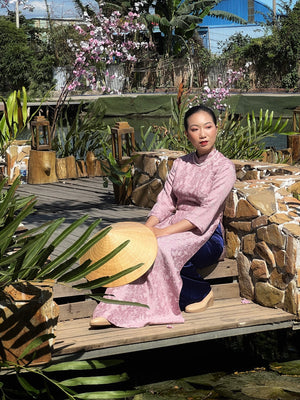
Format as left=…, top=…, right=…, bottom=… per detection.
left=92, top=149, right=236, bottom=327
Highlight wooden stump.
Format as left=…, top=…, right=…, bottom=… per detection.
left=65, top=156, right=77, bottom=179
left=56, top=158, right=68, bottom=180
left=28, top=150, right=58, bottom=184
left=86, top=151, right=96, bottom=177
left=56, top=156, right=78, bottom=180
left=95, top=160, right=102, bottom=176
left=76, top=160, right=88, bottom=178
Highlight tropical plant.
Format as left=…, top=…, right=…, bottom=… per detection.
left=0, top=176, right=146, bottom=303
left=137, top=124, right=172, bottom=151
left=0, top=176, right=147, bottom=398
left=0, top=358, right=140, bottom=399
left=52, top=100, right=110, bottom=160
left=144, top=86, right=294, bottom=160
left=216, top=109, right=293, bottom=160
left=0, top=87, right=28, bottom=154
left=101, top=145, right=134, bottom=205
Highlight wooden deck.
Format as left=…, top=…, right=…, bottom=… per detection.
left=16, top=178, right=298, bottom=363
left=51, top=299, right=295, bottom=363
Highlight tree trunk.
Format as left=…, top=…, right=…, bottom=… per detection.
left=28, top=150, right=58, bottom=184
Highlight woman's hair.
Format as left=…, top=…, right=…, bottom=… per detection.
left=184, top=105, right=217, bottom=131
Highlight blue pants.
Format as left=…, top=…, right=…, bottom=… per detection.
left=179, top=224, right=224, bottom=310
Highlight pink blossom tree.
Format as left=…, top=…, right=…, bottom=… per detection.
left=68, top=1, right=151, bottom=93
left=191, top=69, right=245, bottom=112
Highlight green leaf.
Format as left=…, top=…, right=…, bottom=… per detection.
left=73, top=263, right=144, bottom=289
left=43, top=359, right=124, bottom=372
left=16, top=373, right=40, bottom=396
left=89, top=294, right=148, bottom=308
left=36, top=222, right=108, bottom=280
left=18, top=334, right=55, bottom=360
left=57, top=239, right=131, bottom=283
left=72, top=390, right=140, bottom=399
left=60, top=373, right=129, bottom=387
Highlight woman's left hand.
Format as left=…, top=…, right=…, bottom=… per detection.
left=148, top=226, right=168, bottom=237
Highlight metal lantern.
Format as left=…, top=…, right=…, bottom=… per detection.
left=31, top=116, right=51, bottom=151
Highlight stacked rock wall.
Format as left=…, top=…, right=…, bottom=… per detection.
left=131, top=151, right=300, bottom=317
left=225, top=160, right=300, bottom=317
left=131, top=149, right=185, bottom=208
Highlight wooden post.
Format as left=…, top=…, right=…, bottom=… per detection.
left=65, top=156, right=77, bottom=179
left=56, top=156, right=77, bottom=180
left=28, top=150, right=58, bottom=184
left=56, top=158, right=68, bottom=180
left=86, top=151, right=97, bottom=177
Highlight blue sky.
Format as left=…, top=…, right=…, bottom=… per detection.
left=1, top=0, right=298, bottom=19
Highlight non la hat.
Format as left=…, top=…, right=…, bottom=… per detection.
left=80, top=222, right=158, bottom=287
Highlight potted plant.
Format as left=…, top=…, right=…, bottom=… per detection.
left=101, top=145, right=135, bottom=205
left=52, top=100, right=109, bottom=179
left=0, top=177, right=144, bottom=366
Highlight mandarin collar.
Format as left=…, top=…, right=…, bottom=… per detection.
left=193, top=148, right=217, bottom=165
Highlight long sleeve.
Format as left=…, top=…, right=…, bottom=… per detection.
left=185, top=159, right=236, bottom=233
left=148, top=150, right=236, bottom=234
left=148, top=160, right=178, bottom=222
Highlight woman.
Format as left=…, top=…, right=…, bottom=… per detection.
left=91, top=104, right=236, bottom=328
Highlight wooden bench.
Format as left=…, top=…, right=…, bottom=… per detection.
left=53, top=258, right=239, bottom=323
left=51, top=258, right=295, bottom=363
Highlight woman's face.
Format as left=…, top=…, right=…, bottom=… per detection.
left=185, top=110, right=218, bottom=157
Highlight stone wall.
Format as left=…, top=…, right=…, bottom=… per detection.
left=131, top=150, right=300, bottom=317
left=131, top=149, right=185, bottom=209
left=225, top=160, right=300, bottom=317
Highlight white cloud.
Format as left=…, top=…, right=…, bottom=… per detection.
left=30, top=0, right=46, bottom=13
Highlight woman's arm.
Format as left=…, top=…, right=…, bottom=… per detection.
left=146, top=217, right=196, bottom=238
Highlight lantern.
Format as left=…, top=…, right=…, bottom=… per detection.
left=31, top=116, right=51, bottom=151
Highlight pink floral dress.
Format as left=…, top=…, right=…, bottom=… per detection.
left=92, top=149, right=236, bottom=327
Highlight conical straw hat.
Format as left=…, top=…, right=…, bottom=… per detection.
left=80, top=222, right=158, bottom=287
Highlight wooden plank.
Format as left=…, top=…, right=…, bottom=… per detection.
left=53, top=282, right=91, bottom=298
left=211, top=282, right=240, bottom=299
left=58, top=299, right=97, bottom=321
left=52, top=300, right=295, bottom=361
left=200, top=258, right=238, bottom=280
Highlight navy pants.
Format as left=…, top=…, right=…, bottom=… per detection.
left=179, top=224, right=224, bottom=311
